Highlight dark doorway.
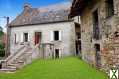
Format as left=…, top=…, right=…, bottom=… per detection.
left=75, top=22, right=81, bottom=57
left=24, top=33, right=28, bottom=42
left=55, top=49, right=59, bottom=58
left=76, top=40, right=81, bottom=56
left=95, top=44, right=101, bottom=67
left=0, top=63, right=2, bottom=69
left=35, top=32, right=41, bottom=45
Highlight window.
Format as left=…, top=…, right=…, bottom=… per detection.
left=106, top=0, right=114, bottom=17
left=93, top=10, right=100, bottom=40
left=24, top=33, right=28, bottom=42
left=14, top=34, right=16, bottom=44
left=51, top=30, right=61, bottom=41
left=54, top=31, right=59, bottom=41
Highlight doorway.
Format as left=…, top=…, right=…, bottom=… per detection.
left=35, top=32, right=41, bottom=45
left=76, top=40, right=81, bottom=56
left=55, top=49, right=59, bottom=58
left=24, top=33, right=28, bottom=42
left=75, top=22, right=81, bottom=57
left=95, top=44, right=101, bottom=67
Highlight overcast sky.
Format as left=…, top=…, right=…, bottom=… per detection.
left=0, top=0, right=71, bottom=32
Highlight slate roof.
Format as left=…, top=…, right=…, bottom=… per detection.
left=9, top=4, right=71, bottom=27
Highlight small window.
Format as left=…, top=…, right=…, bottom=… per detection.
left=54, top=31, right=59, bottom=41
left=106, top=0, right=114, bottom=17
left=24, top=33, right=28, bottom=42
left=14, top=34, right=16, bottom=44
left=93, top=10, right=100, bottom=40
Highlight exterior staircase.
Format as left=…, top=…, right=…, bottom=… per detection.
left=0, top=43, right=40, bottom=73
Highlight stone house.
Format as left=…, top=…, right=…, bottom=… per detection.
left=0, top=4, right=77, bottom=72
left=9, top=4, right=76, bottom=59
left=70, top=0, right=119, bottom=71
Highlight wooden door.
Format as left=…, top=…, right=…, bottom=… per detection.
left=35, top=32, right=41, bottom=45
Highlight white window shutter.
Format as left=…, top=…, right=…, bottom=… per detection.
left=28, top=33, right=30, bottom=42
left=50, top=31, right=53, bottom=41
left=16, top=34, right=18, bottom=43
left=20, top=33, right=23, bottom=42
left=59, top=30, right=62, bottom=41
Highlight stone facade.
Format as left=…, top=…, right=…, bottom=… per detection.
left=10, top=21, right=76, bottom=58
left=8, top=4, right=76, bottom=59
left=70, top=0, right=119, bottom=71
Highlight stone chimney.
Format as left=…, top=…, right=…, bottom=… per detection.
left=24, top=3, right=32, bottom=10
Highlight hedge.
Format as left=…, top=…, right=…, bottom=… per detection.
left=0, top=49, right=5, bottom=57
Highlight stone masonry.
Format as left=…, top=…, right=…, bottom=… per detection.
left=70, top=0, right=119, bottom=72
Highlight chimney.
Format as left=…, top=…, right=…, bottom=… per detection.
left=24, top=3, right=32, bottom=10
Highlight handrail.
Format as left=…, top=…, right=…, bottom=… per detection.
left=6, top=42, right=32, bottom=62
left=1, top=42, right=31, bottom=63
left=15, top=43, right=40, bottom=64
left=5, top=46, right=25, bottom=62
left=1, top=42, right=40, bottom=66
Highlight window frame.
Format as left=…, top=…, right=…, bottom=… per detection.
left=51, top=30, right=61, bottom=41
left=106, top=0, right=114, bottom=18
left=92, top=9, right=100, bottom=40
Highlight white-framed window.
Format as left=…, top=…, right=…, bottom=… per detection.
left=50, top=30, right=61, bottom=41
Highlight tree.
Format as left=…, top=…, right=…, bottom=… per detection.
left=0, top=26, right=3, bottom=32
left=0, top=26, right=4, bottom=38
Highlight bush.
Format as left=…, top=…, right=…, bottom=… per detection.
left=0, top=49, right=5, bottom=57
left=0, top=43, right=5, bottom=57
left=0, top=31, right=4, bottom=37
left=0, top=43, right=5, bottom=49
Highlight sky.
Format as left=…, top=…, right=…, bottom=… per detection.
left=0, top=0, right=71, bottom=32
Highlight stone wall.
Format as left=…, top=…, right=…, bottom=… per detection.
left=10, top=21, right=76, bottom=58
left=80, top=0, right=119, bottom=70
left=101, top=36, right=119, bottom=71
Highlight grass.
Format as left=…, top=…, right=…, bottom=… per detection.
left=0, top=57, right=108, bottom=79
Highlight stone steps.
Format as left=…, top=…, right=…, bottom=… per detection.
left=0, top=68, right=16, bottom=73
left=0, top=44, right=39, bottom=73
left=3, top=51, right=32, bottom=72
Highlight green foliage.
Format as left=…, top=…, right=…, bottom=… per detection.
left=0, top=57, right=108, bottom=79
left=0, top=43, right=5, bottom=57
left=0, top=31, right=4, bottom=37
left=0, top=49, right=5, bottom=57
left=0, top=43, right=5, bottom=49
